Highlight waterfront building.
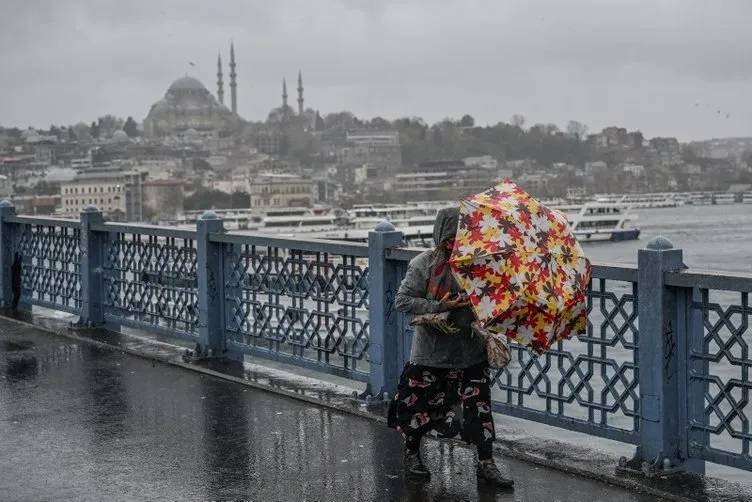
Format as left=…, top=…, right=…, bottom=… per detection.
left=248, top=173, right=314, bottom=208
left=60, top=167, right=147, bottom=221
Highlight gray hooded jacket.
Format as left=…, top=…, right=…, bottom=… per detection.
left=394, top=207, right=487, bottom=368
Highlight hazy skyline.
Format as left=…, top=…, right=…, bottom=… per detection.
left=2, top=0, right=752, bottom=141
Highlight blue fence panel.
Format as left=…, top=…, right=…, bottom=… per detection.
left=490, top=272, right=640, bottom=444
left=688, top=287, right=752, bottom=471
left=11, top=218, right=82, bottom=314
left=99, top=224, right=199, bottom=339
left=216, top=233, right=370, bottom=381
left=3, top=206, right=752, bottom=475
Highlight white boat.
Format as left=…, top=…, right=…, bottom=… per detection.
left=742, top=192, right=752, bottom=204
left=568, top=202, right=640, bottom=242
left=686, top=193, right=713, bottom=205
left=176, top=206, right=346, bottom=233
left=316, top=201, right=640, bottom=246
left=347, top=201, right=456, bottom=230
left=713, top=193, right=736, bottom=205
left=594, top=193, right=684, bottom=209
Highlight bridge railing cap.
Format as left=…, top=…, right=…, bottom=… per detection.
left=373, top=220, right=396, bottom=232
left=646, top=235, right=674, bottom=251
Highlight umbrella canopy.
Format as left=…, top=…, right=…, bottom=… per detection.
left=449, top=181, right=591, bottom=354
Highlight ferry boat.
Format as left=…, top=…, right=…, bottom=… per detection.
left=567, top=202, right=640, bottom=242
left=347, top=201, right=456, bottom=230
left=686, top=192, right=713, bottom=205
left=314, top=201, right=640, bottom=245
left=176, top=206, right=346, bottom=233
left=713, top=193, right=736, bottom=205
left=594, top=193, right=684, bottom=209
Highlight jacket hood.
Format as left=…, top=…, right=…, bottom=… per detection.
left=433, top=207, right=460, bottom=246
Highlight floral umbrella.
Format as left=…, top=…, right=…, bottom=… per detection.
left=449, top=181, right=591, bottom=354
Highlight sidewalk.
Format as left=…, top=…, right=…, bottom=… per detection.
left=0, top=317, right=660, bottom=502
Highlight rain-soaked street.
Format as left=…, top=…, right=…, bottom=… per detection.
left=0, top=319, right=660, bottom=502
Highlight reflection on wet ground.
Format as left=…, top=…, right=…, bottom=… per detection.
left=0, top=321, right=659, bottom=501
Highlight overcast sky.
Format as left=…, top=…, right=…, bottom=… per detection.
left=2, top=0, right=752, bottom=141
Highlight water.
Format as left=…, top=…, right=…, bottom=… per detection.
left=581, top=204, right=752, bottom=273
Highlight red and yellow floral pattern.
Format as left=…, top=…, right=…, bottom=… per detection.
left=450, top=181, right=591, bottom=354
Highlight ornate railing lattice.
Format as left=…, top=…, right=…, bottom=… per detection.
left=689, top=288, right=752, bottom=470
left=222, top=241, right=370, bottom=380
left=13, top=222, right=81, bottom=313
left=101, top=230, right=199, bottom=337
left=490, top=277, right=640, bottom=443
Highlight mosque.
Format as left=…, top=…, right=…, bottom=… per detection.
left=143, top=43, right=309, bottom=139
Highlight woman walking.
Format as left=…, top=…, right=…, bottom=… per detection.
left=387, top=207, right=514, bottom=488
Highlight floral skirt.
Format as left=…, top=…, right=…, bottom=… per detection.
left=387, top=361, right=495, bottom=456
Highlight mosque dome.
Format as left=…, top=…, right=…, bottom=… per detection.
left=144, top=74, right=238, bottom=139
left=168, top=76, right=209, bottom=93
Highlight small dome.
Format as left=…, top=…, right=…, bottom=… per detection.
left=111, top=130, right=129, bottom=142
left=168, top=76, right=207, bottom=92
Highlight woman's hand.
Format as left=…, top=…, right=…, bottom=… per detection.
left=439, top=292, right=470, bottom=310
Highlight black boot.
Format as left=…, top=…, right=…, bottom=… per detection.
left=477, top=461, right=514, bottom=489
left=403, top=450, right=431, bottom=481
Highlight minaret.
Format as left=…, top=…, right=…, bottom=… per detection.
left=229, top=42, right=237, bottom=114
left=216, top=53, right=224, bottom=105
left=297, top=70, right=304, bottom=115
left=282, top=78, right=288, bottom=108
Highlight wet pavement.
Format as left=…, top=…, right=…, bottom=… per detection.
left=0, top=320, right=664, bottom=501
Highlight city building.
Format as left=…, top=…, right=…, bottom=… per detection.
left=338, top=129, right=402, bottom=177
left=248, top=173, right=314, bottom=208
left=0, top=174, right=11, bottom=199
left=648, top=137, right=682, bottom=166
left=391, top=159, right=500, bottom=200
left=60, top=167, right=147, bottom=221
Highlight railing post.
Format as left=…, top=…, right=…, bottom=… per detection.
left=196, top=210, right=225, bottom=357
left=78, top=205, right=105, bottom=326
left=0, top=199, right=16, bottom=308
left=675, top=286, right=707, bottom=474
left=636, top=236, right=687, bottom=473
left=367, top=221, right=404, bottom=398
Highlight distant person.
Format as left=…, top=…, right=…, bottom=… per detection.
left=388, top=207, right=514, bottom=489
left=11, top=252, right=22, bottom=310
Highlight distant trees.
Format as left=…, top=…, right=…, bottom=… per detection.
left=89, top=121, right=100, bottom=139
left=459, top=114, right=475, bottom=127
left=96, top=115, right=124, bottom=138
left=123, top=116, right=139, bottom=138
left=73, top=122, right=92, bottom=142
left=184, top=189, right=250, bottom=210
left=510, top=114, right=526, bottom=129
left=566, top=120, right=588, bottom=140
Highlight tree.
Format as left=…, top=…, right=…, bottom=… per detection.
left=566, top=120, right=588, bottom=140
left=123, top=116, right=139, bottom=138
left=96, top=114, right=124, bottom=138
left=368, top=116, right=392, bottom=129
left=459, top=114, right=475, bottom=127
left=510, top=114, right=526, bottom=129
left=73, top=122, right=93, bottom=142
left=90, top=121, right=100, bottom=139
left=323, top=111, right=356, bottom=130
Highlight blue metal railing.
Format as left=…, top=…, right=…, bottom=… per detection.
left=0, top=201, right=750, bottom=476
